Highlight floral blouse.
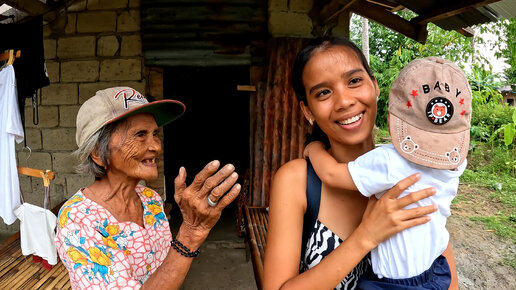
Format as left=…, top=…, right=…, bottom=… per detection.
left=55, top=185, right=172, bottom=289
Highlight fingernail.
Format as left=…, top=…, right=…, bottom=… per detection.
left=415, top=173, right=421, bottom=179
left=179, top=167, right=185, bottom=174
left=231, top=172, right=238, bottom=178
left=226, top=164, right=234, bottom=170
left=211, top=160, right=220, bottom=167
left=236, top=184, right=241, bottom=190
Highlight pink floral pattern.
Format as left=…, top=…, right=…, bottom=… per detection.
left=55, top=185, right=172, bottom=289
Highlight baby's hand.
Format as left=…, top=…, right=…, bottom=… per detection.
left=303, top=141, right=325, bottom=159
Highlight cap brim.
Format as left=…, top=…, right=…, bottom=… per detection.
left=389, top=114, right=469, bottom=170
left=107, top=99, right=186, bottom=127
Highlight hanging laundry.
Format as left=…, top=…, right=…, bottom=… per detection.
left=0, top=64, right=24, bottom=225
left=14, top=183, right=58, bottom=268
left=0, top=16, right=50, bottom=135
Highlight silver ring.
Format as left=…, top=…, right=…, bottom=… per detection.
left=207, top=196, right=218, bottom=207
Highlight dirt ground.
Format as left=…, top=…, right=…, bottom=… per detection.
left=448, top=184, right=515, bottom=289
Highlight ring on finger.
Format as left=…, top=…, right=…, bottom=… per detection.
left=207, top=196, right=218, bottom=207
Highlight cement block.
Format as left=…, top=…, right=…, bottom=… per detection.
left=88, top=0, right=128, bottom=10
left=98, top=35, right=120, bottom=57
left=18, top=175, right=33, bottom=194
left=60, top=105, right=80, bottom=127
left=65, top=13, right=77, bottom=34
left=290, top=0, right=314, bottom=12
left=24, top=106, right=59, bottom=128
left=100, top=59, right=141, bottom=81
left=41, top=83, right=78, bottom=105
left=147, top=67, right=163, bottom=98
left=117, top=10, right=140, bottom=32
left=27, top=174, right=66, bottom=208
left=58, top=36, right=96, bottom=58
left=44, top=39, right=57, bottom=59
left=24, top=129, right=42, bottom=150
left=68, top=1, right=86, bottom=12
left=45, top=60, right=60, bottom=83
left=77, top=11, right=117, bottom=33
left=66, top=174, right=95, bottom=197
left=268, top=11, right=313, bottom=37
left=120, top=35, right=141, bottom=56
left=129, top=0, right=140, bottom=8
left=0, top=220, right=19, bottom=235
left=269, top=0, right=288, bottom=11
left=42, top=128, right=78, bottom=151
left=61, top=60, right=99, bottom=82
left=17, top=151, right=52, bottom=171
left=52, top=152, right=79, bottom=173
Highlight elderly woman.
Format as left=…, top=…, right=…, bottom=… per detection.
left=55, top=87, right=240, bottom=289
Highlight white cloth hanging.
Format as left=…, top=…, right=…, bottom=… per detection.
left=14, top=202, right=58, bottom=265
left=0, top=64, right=24, bottom=225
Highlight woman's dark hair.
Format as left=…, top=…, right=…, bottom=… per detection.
left=292, top=37, right=374, bottom=104
left=292, top=37, right=374, bottom=147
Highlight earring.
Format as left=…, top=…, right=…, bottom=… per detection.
left=308, top=118, right=313, bottom=126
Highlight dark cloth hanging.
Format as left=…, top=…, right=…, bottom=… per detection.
left=0, top=15, right=50, bottom=137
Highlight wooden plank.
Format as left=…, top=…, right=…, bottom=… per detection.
left=350, top=1, right=428, bottom=43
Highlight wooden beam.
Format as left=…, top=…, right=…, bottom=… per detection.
left=411, top=0, right=500, bottom=25
left=2, top=0, right=57, bottom=22
left=350, top=1, right=428, bottom=43
left=366, top=0, right=398, bottom=10
left=456, top=27, right=475, bottom=37
left=310, top=0, right=358, bottom=25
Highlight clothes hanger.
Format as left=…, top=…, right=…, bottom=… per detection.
left=0, top=49, right=21, bottom=65
left=17, top=167, right=55, bottom=187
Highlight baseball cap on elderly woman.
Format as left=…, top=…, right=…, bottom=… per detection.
left=76, top=87, right=185, bottom=147
left=388, top=57, right=472, bottom=170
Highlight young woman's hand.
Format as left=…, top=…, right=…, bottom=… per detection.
left=356, top=173, right=438, bottom=251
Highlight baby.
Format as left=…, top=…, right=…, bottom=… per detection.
left=304, top=57, right=472, bottom=289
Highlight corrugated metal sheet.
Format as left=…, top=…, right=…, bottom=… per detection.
left=488, top=0, right=516, bottom=19
left=394, top=0, right=515, bottom=30
left=251, top=38, right=310, bottom=206
left=141, top=0, right=267, bottom=67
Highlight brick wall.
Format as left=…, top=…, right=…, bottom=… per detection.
left=1, top=0, right=167, bottom=235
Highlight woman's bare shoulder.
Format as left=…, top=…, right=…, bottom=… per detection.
left=270, top=158, right=308, bottom=204
left=273, top=158, right=307, bottom=181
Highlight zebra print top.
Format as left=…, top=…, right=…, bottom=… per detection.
left=300, top=219, right=371, bottom=290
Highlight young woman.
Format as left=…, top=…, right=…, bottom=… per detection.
left=263, top=38, right=458, bottom=290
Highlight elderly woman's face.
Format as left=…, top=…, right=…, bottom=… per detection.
left=108, top=113, right=162, bottom=181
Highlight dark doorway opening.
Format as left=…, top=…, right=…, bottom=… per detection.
left=163, top=66, right=250, bottom=237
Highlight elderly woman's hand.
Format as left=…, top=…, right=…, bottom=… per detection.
left=174, top=160, right=241, bottom=242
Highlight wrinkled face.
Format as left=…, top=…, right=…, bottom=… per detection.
left=107, top=113, right=161, bottom=182
left=300, top=45, right=379, bottom=146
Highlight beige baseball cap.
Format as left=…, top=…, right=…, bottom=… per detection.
left=76, top=87, right=185, bottom=147
left=388, top=57, right=472, bottom=170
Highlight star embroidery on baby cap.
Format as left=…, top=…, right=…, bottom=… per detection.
left=459, top=98, right=464, bottom=105
left=461, top=109, right=466, bottom=115
left=406, top=100, right=412, bottom=108
left=410, top=90, right=418, bottom=97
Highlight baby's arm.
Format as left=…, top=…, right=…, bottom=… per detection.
left=304, top=141, right=358, bottom=190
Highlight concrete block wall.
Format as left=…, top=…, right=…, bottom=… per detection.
left=1, top=0, right=167, bottom=235
left=268, top=0, right=315, bottom=37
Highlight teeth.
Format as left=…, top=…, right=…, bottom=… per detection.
left=143, top=159, right=155, bottom=164
left=339, top=113, right=363, bottom=125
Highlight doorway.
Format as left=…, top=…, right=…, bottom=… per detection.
left=162, top=66, right=250, bottom=237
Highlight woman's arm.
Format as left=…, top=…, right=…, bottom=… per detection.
left=142, top=160, right=241, bottom=289
left=442, top=242, right=458, bottom=290
left=264, top=163, right=438, bottom=290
